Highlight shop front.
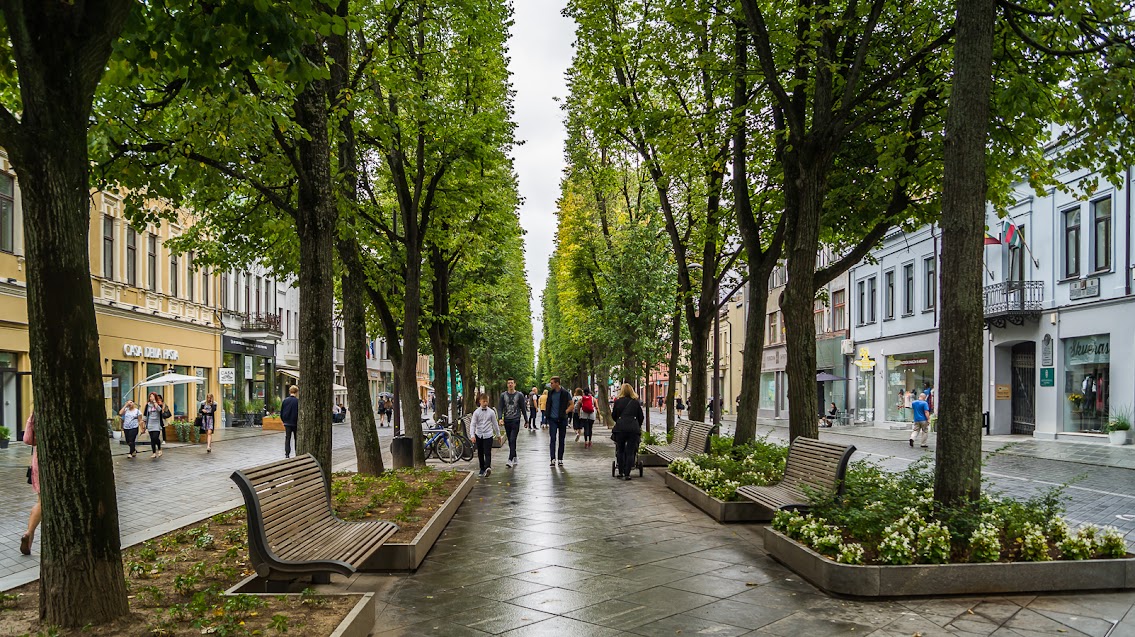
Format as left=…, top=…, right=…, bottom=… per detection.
left=1063, top=334, right=1110, bottom=433
left=885, top=351, right=936, bottom=423
left=816, top=336, right=848, bottom=414
left=759, top=346, right=788, bottom=419
left=852, top=347, right=876, bottom=423
left=222, top=336, right=276, bottom=413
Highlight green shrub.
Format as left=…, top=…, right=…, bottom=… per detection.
left=1097, top=527, right=1128, bottom=558
left=667, top=436, right=788, bottom=501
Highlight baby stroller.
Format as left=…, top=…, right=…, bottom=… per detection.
left=611, top=441, right=644, bottom=478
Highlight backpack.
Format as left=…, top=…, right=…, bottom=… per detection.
left=581, top=395, right=595, bottom=413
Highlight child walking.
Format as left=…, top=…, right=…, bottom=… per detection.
left=469, top=393, right=501, bottom=477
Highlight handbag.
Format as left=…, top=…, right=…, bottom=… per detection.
left=194, top=415, right=204, bottom=432
left=26, top=466, right=32, bottom=485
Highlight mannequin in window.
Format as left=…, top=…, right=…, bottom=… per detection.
left=1081, top=374, right=1096, bottom=417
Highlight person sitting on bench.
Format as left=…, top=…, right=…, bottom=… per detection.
left=820, top=402, right=838, bottom=427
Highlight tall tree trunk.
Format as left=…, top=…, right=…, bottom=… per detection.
left=666, top=296, right=681, bottom=432
left=394, top=349, right=423, bottom=464
left=428, top=246, right=451, bottom=423
left=0, top=0, right=134, bottom=626
left=934, top=0, right=994, bottom=505
left=338, top=240, right=385, bottom=475
left=735, top=281, right=771, bottom=444
left=593, top=350, right=614, bottom=427
left=783, top=160, right=828, bottom=441
left=458, top=344, right=475, bottom=414
left=448, top=341, right=461, bottom=419
left=294, top=67, right=337, bottom=481
left=686, top=319, right=711, bottom=422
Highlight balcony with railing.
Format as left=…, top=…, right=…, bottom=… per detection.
left=235, top=311, right=283, bottom=340
left=984, top=281, right=1043, bottom=328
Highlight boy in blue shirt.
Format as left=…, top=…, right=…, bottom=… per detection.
left=909, top=392, right=932, bottom=448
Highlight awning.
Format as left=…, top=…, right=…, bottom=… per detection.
left=816, top=372, right=849, bottom=382
left=142, top=372, right=205, bottom=386
left=278, top=369, right=347, bottom=393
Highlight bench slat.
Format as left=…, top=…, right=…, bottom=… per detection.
left=735, top=438, right=855, bottom=512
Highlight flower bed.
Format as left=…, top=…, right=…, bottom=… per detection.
left=771, top=459, right=1129, bottom=566
left=330, top=468, right=466, bottom=542
left=666, top=435, right=788, bottom=501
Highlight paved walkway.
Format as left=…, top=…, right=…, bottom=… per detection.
left=323, top=421, right=1135, bottom=636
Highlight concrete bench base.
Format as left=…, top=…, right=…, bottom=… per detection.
left=764, top=527, right=1135, bottom=597
left=360, top=470, right=476, bottom=572
left=640, top=451, right=670, bottom=467
left=665, top=472, right=775, bottom=523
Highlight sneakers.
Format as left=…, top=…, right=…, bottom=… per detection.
left=506, top=459, right=516, bottom=468
left=576, top=432, right=581, bottom=442
left=624, top=475, right=631, bottom=481
left=485, top=467, right=492, bottom=476
left=550, top=460, right=556, bottom=467
left=909, top=439, right=914, bottom=448
left=558, top=460, right=564, bottom=467
left=478, top=470, right=485, bottom=477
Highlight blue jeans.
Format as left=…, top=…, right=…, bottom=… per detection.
left=548, top=418, right=567, bottom=461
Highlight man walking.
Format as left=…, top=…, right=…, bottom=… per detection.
left=527, top=386, right=539, bottom=429
left=499, top=378, right=529, bottom=467
left=545, top=377, right=574, bottom=467
left=909, top=392, right=932, bottom=449
left=281, top=385, right=299, bottom=458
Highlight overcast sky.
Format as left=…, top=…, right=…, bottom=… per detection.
left=508, top=0, right=575, bottom=358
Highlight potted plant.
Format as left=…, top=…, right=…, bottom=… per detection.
left=110, top=415, right=123, bottom=441
left=0, top=426, right=9, bottom=449
left=248, top=399, right=265, bottom=427
left=1106, top=408, right=1132, bottom=445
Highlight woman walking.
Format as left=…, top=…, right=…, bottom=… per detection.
left=19, top=413, right=39, bottom=555
left=612, top=383, right=645, bottom=481
left=119, top=399, right=142, bottom=458
left=198, top=393, right=218, bottom=452
left=469, top=393, right=501, bottom=477
left=578, top=388, right=597, bottom=448
left=538, top=389, right=549, bottom=429
left=572, top=388, right=584, bottom=442
left=143, top=392, right=171, bottom=459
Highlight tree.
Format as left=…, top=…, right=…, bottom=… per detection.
left=0, top=0, right=134, bottom=625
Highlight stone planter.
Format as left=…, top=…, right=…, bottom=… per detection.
left=664, top=471, right=774, bottom=523
left=224, top=579, right=375, bottom=637
left=360, top=470, right=476, bottom=571
left=262, top=416, right=285, bottom=431
left=764, top=527, right=1135, bottom=597
left=1109, top=430, right=1130, bottom=445
left=639, top=451, right=669, bottom=467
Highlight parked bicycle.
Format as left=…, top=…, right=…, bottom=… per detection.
left=423, top=424, right=459, bottom=463
left=435, top=415, right=474, bottom=461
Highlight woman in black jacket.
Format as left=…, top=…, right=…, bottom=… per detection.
left=611, top=383, right=645, bottom=481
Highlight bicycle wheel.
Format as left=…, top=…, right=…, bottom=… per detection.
left=424, top=439, right=437, bottom=460
left=456, top=434, right=474, bottom=461
left=436, top=435, right=459, bottom=463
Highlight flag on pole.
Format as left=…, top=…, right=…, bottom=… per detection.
left=984, top=232, right=1001, bottom=246
left=1003, top=220, right=1022, bottom=248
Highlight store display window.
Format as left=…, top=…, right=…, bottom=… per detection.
left=1063, top=335, right=1110, bottom=432
left=885, top=351, right=935, bottom=422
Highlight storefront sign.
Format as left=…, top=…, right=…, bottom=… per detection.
left=762, top=347, right=787, bottom=371
left=219, top=368, right=235, bottom=385
left=995, top=384, right=1011, bottom=400
left=1041, top=335, right=1053, bottom=367
left=122, top=343, right=179, bottom=361
left=1065, top=335, right=1110, bottom=366
left=852, top=347, right=876, bottom=371
left=222, top=335, right=276, bottom=358
left=244, top=357, right=253, bottom=378
left=1040, top=367, right=1055, bottom=387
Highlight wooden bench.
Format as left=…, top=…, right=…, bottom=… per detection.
left=644, top=419, right=714, bottom=464
left=230, top=454, right=399, bottom=586
left=736, top=437, right=856, bottom=512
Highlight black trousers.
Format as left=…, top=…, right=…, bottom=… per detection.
left=582, top=418, right=594, bottom=442
left=284, top=425, right=297, bottom=457
left=124, top=428, right=139, bottom=455
left=504, top=419, right=521, bottom=460
left=475, top=435, right=494, bottom=472
left=148, top=430, right=162, bottom=453
left=548, top=418, right=568, bottom=460
left=613, top=430, right=640, bottom=477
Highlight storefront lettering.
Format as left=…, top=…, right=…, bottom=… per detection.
left=1068, top=340, right=1109, bottom=358
left=122, top=344, right=179, bottom=360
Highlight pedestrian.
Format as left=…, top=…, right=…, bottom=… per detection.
left=572, top=388, right=584, bottom=442
left=20, top=412, right=39, bottom=555
left=657, top=395, right=664, bottom=412
left=498, top=377, right=529, bottom=467
left=538, top=388, right=549, bottom=429
left=545, top=376, right=575, bottom=467
left=612, top=383, right=645, bottom=481
left=909, top=392, right=932, bottom=449
left=578, top=387, right=597, bottom=448
left=197, top=393, right=218, bottom=453
left=469, top=393, right=501, bottom=477
left=676, top=396, right=685, bottom=418
left=118, top=399, right=141, bottom=459
left=281, top=385, right=299, bottom=458
left=382, top=397, right=393, bottom=427
left=527, top=386, right=539, bottom=429
left=896, top=389, right=907, bottom=421
left=142, top=392, right=171, bottom=459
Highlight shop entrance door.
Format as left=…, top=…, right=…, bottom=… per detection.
left=0, top=368, right=29, bottom=440
left=1011, top=343, right=1036, bottom=435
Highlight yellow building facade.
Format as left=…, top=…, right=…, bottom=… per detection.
left=0, top=152, right=223, bottom=440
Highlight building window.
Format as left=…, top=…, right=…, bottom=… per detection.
left=126, top=228, right=137, bottom=286
left=832, top=289, right=845, bottom=331
left=903, top=263, right=914, bottom=315
left=886, top=351, right=935, bottom=422
left=244, top=272, right=250, bottom=313
left=170, top=252, right=179, bottom=298
left=233, top=272, right=240, bottom=311
left=884, top=270, right=895, bottom=320
left=0, top=173, right=14, bottom=253
left=147, top=234, right=157, bottom=292
left=202, top=268, right=210, bottom=305
left=255, top=276, right=262, bottom=315
left=857, top=280, right=868, bottom=325
left=220, top=272, right=229, bottom=309
left=766, top=312, right=780, bottom=344
left=814, top=304, right=824, bottom=335
left=1008, top=225, right=1025, bottom=283
left=923, top=256, right=936, bottom=310
left=1063, top=334, right=1109, bottom=433
left=111, top=360, right=136, bottom=409
left=867, top=276, right=877, bottom=323
left=1092, top=197, right=1111, bottom=272
left=102, top=216, right=114, bottom=279
left=187, top=252, right=195, bottom=301
left=1063, top=207, right=1080, bottom=278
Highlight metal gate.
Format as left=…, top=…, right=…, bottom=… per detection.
left=1011, top=349, right=1036, bottom=435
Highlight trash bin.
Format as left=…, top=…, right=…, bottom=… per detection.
left=390, top=436, right=414, bottom=469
